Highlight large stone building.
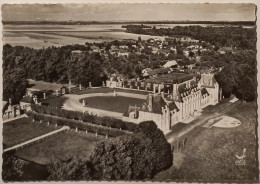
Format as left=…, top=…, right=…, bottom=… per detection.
left=124, top=72, right=221, bottom=132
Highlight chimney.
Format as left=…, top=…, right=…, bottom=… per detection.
left=9, top=98, right=12, bottom=105
left=172, top=83, right=178, bottom=100
left=148, top=94, right=153, bottom=112
left=161, top=91, right=165, bottom=98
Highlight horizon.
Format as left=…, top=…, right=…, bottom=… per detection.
left=2, top=3, right=256, bottom=22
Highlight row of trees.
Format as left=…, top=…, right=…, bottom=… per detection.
left=47, top=121, right=173, bottom=180
left=26, top=111, right=130, bottom=137
left=31, top=104, right=137, bottom=132
left=126, top=25, right=256, bottom=50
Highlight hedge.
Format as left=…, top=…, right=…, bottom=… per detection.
left=30, top=104, right=137, bottom=132
left=26, top=111, right=130, bottom=137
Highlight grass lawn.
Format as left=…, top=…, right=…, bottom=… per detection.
left=155, top=101, right=258, bottom=182
left=3, top=117, right=56, bottom=148
left=42, top=96, right=68, bottom=109
left=80, top=96, right=145, bottom=113
left=15, top=131, right=103, bottom=165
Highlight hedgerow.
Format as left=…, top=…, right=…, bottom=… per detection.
left=30, top=104, right=137, bottom=132
left=26, top=110, right=130, bottom=137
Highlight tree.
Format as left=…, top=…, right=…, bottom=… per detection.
left=134, top=121, right=173, bottom=172
left=3, top=68, right=28, bottom=104
left=47, top=157, right=93, bottom=180
left=2, top=153, right=25, bottom=181
left=90, top=121, right=172, bottom=180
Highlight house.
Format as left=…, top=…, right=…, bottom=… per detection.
left=2, top=99, right=21, bottom=121
left=142, top=68, right=153, bottom=77
left=71, top=50, right=87, bottom=59
left=90, top=45, right=101, bottom=53
left=217, top=47, right=234, bottom=54
left=118, top=51, right=129, bottom=57
left=106, top=75, right=123, bottom=88
left=119, top=45, right=128, bottom=49
left=163, top=60, right=178, bottom=68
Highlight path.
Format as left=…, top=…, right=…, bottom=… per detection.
left=166, top=100, right=242, bottom=145
left=3, top=126, right=70, bottom=153
left=3, top=114, right=26, bottom=123
left=62, top=92, right=147, bottom=119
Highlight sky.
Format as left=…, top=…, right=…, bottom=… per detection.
left=2, top=3, right=256, bottom=22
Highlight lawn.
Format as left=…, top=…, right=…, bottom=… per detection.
left=15, top=131, right=103, bottom=165
left=3, top=117, right=56, bottom=148
left=42, top=96, right=68, bottom=109
left=80, top=96, right=145, bottom=113
left=155, top=101, right=258, bottom=182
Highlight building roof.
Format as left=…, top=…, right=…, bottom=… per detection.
left=146, top=72, right=195, bottom=84
left=20, top=96, right=33, bottom=104
left=2, top=101, right=8, bottom=112
left=199, top=74, right=217, bottom=88
left=147, top=67, right=172, bottom=76
left=201, top=88, right=210, bottom=96
left=163, top=60, right=178, bottom=68
left=218, top=47, right=233, bottom=52
left=140, top=94, right=178, bottom=114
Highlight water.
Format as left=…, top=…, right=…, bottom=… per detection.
left=3, top=24, right=254, bottom=49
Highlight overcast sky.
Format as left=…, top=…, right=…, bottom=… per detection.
left=2, top=3, right=256, bottom=22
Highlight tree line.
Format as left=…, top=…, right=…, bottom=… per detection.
left=125, top=25, right=256, bottom=50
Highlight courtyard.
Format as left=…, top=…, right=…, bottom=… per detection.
left=44, top=87, right=147, bottom=118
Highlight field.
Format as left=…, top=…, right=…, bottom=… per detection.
left=80, top=96, right=145, bottom=113
left=15, top=131, right=103, bottom=165
left=3, top=117, right=56, bottom=148
left=155, top=101, right=258, bottom=182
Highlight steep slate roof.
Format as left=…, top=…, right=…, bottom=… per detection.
left=140, top=94, right=178, bottom=114
left=2, top=101, right=8, bottom=112
left=146, top=72, right=195, bottom=84
left=201, top=88, right=210, bottom=96
left=200, top=74, right=217, bottom=88
left=20, top=96, right=33, bottom=103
